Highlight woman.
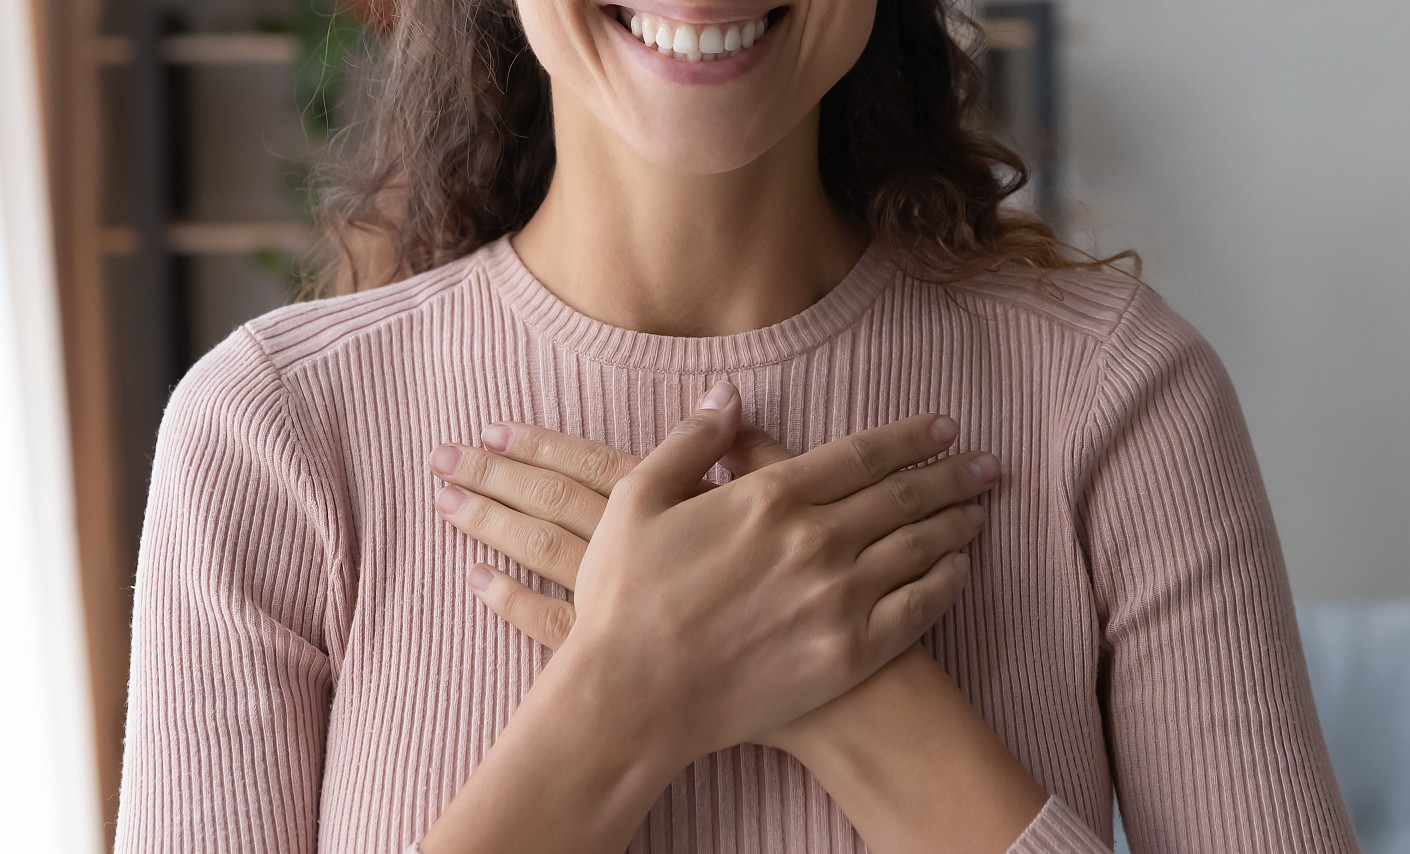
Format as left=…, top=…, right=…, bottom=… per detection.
left=113, top=1, right=1358, bottom=852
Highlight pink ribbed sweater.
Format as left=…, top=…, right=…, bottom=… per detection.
left=114, top=232, right=1358, bottom=853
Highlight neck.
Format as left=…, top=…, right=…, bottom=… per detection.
left=509, top=92, right=870, bottom=339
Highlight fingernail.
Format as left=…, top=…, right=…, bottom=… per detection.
left=469, top=564, right=494, bottom=591
left=930, top=416, right=957, bottom=443
left=431, top=445, right=462, bottom=476
left=951, top=553, right=971, bottom=578
left=700, top=381, right=734, bottom=411
left=481, top=424, right=511, bottom=452
left=436, top=485, right=467, bottom=514
left=969, top=454, right=1000, bottom=483
left=965, top=504, right=986, bottom=526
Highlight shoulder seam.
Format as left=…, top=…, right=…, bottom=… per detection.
left=243, top=259, right=472, bottom=377
left=234, top=324, right=345, bottom=659
left=1075, top=279, right=1148, bottom=465
left=1068, top=279, right=1148, bottom=618
left=938, top=268, right=1145, bottom=343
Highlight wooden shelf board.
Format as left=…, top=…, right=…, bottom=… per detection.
left=984, top=18, right=1038, bottom=51
left=100, top=221, right=311, bottom=255
left=93, top=33, right=298, bottom=67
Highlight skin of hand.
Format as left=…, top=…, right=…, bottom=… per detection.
left=430, top=382, right=998, bottom=755
left=428, top=386, right=1051, bottom=852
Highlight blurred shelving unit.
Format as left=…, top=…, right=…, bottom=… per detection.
left=981, top=1, right=1063, bottom=231
left=34, top=2, right=348, bottom=848
left=32, top=0, right=1062, bottom=847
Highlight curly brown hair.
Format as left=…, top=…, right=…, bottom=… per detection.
left=299, top=0, right=1140, bottom=301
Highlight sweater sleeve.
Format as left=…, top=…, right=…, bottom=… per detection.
left=1056, top=282, right=1359, bottom=852
left=114, top=326, right=339, bottom=853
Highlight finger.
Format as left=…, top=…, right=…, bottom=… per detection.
left=475, top=423, right=640, bottom=498
left=468, top=563, right=576, bottom=650
left=431, top=443, right=605, bottom=541
left=718, top=420, right=797, bottom=475
left=685, top=421, right=797, bottom=497
left=776, top=413, right=959, bottom=505
left=435, top=485, right=586, bottom=590
left=626, top=381, right=742, bottom=509
left=826, top=449, right=1000, bottom=545
left=858, top=503, right=986, bottom=594
left=466, top=423, right=727, bottom=507
left=864, top=551, right=970, bottom=670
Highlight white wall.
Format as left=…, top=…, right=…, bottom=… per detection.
left=1058, top=0, right=1410, bottom=600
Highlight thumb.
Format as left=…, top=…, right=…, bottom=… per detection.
left=629, top=381, right=741, bottom=508
left=719, top=421, right=797, bottom=475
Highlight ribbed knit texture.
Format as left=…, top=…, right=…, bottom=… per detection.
left=114, top=232, right=1358, bottom=853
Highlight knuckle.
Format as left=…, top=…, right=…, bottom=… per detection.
left=511, top=427, right=543, bottom=459
left=522, top=525, right=561, bottom=567
left=672, top=414, right=715, bottom=440
left=903, top=585, right=932, bottom=629
left=884, top=474, right=923, bottom=515
left=543, top=603, right=575, bottom=645
left=745, top=472, right=792, bottom=520
left=462, top=493, right=493, bottom=532
left=896, top=525, right=927, bottom=559
left=528, top=475, right=571, bottom=517
left=459, top=448, right=494, bottom=485
left=614, top=469, right=653, bottom=506
left=785, top=516, right=832, bottom=558
left=499, top=585, right=526, bottom=624
left=578, top=443, right=619, bottom=487
left=846, top=433, right=888, bottom=480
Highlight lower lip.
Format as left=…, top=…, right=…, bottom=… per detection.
left=600, top=6, right=786, bottom=86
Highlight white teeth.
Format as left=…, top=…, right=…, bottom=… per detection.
left=668, top=24, right=696, bottom=55
left=618, top=8, right=772, bottom=62
left=723, top=24, right=741, bottom=52
left=699, top=25, right=724, bottom=54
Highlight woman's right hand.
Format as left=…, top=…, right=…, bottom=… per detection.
left=561, top=380, right=979, bottom=760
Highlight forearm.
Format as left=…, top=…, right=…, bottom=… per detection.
left=419, top=640, right=693, bottom=854
left=780, top=646, right=1050, bottom=854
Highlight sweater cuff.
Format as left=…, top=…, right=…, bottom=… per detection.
left=1006, top=794, right=1110, bottom=853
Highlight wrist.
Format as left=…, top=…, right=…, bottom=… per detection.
left=777, top=643, right=935, bottom=764
left=779, top=645, right=1049, bottom=853
left=550, top=636, right=701, bottom=774
left=552, top=633, right=705, bottom=774
left=420, top=637, right=698, bottom=853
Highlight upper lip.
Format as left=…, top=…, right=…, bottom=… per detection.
left=599, top=2, right=781, bottom=25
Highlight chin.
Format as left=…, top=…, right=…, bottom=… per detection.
left=635, top=138, right=768, bottom=175
left=617, top=109, right=795, bottom=175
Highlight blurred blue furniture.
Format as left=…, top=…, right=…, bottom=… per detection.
left=1113, top=600, right=1410, bottom=852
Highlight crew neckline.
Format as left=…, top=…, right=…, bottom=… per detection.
left=476, top=230, right=898, bottom=374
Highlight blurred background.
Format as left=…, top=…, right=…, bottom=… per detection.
left=1, top=0, right=1405, bottom=851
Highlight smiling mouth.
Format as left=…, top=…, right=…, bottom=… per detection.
left=603, top=5, right=789, bottom=62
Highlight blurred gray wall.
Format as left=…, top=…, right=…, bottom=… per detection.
left=1059, top=0, right=1410, bottom=601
